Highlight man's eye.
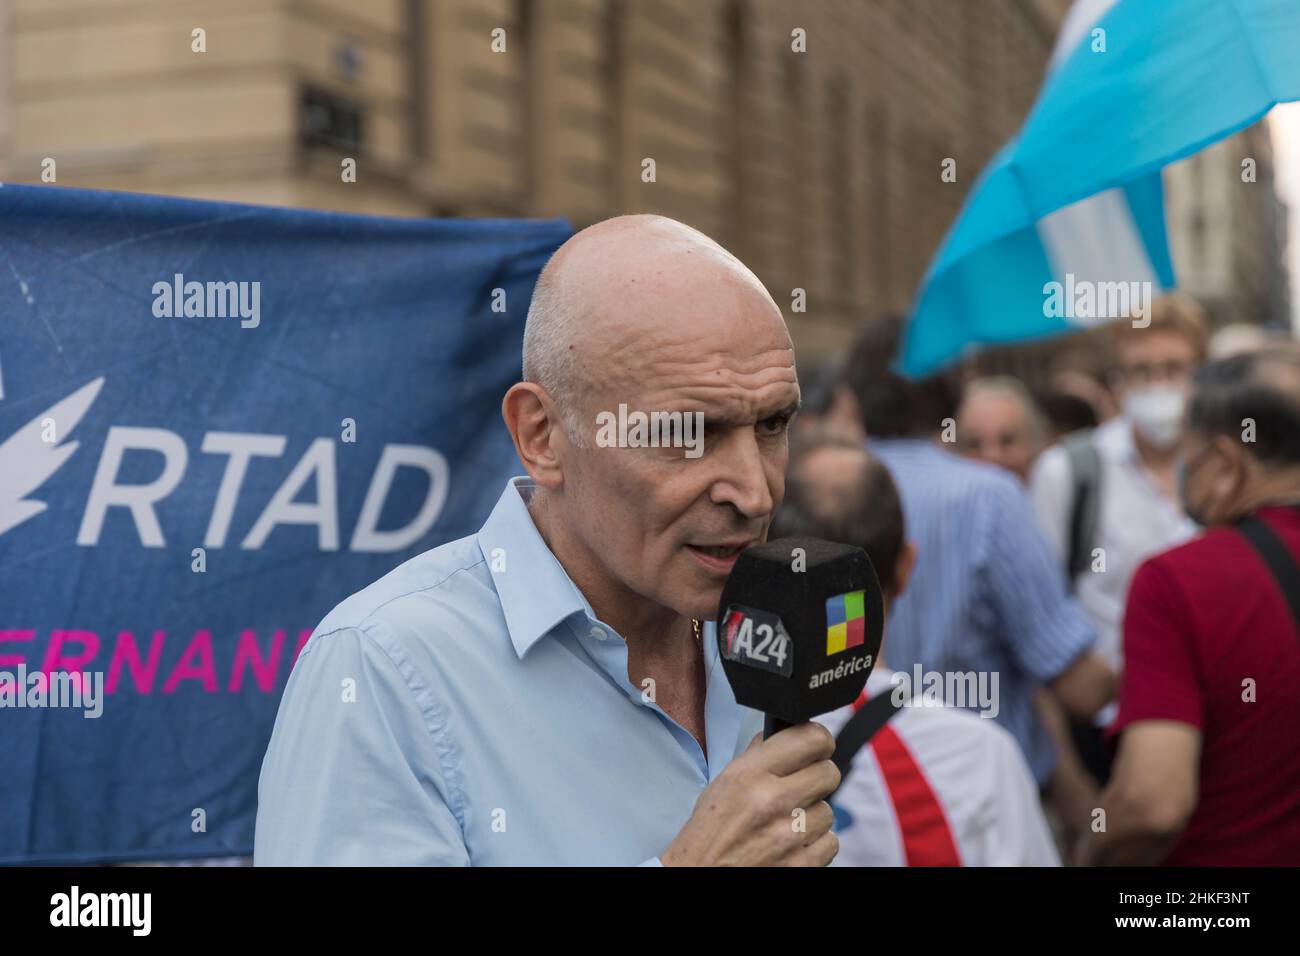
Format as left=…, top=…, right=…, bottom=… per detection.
left=758, top=413, right=793, bottom=434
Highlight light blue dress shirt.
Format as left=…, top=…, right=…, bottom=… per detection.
left=255, top=476, right=763, bottom=865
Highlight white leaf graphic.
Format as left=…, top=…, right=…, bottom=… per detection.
left=0, top=377, right=104, bottom=537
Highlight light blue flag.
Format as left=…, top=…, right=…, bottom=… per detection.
left=900, top=0, right=1300, bottom=377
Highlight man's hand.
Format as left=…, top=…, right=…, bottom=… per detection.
left=660, top=723, right=841, bottom=866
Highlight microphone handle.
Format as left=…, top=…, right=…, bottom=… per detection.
left=764, top=714, right=792, bottom=739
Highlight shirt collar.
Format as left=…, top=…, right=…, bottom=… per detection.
left=477, top=476, right=596, bottom=660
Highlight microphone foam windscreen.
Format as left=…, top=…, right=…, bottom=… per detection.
left=716, top=536, right=884, bottom=724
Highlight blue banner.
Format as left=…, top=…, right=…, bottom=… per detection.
left=0, top=183, right=570, bottom=863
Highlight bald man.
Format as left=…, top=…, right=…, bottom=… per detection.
left=956, top=377, right=1046, bottom=483
left=254, top=215, right=840, bottom=866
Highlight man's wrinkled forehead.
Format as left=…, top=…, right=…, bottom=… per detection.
left=601, top=328, right=797, bottom=411
left=597, top=287, right=788, bottom=371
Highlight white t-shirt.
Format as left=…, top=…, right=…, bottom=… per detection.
left=1029, top=417, right=1197, bottom=673
left=816, top=669, right=1060, bottom=867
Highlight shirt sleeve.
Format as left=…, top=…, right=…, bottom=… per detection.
left=254, top=625, right=470, bottom=866
left=977, top=475, right=1097, bottom=682
left=1109, top=557, right=1203, bottom=736
left=1028, top=446, right=1073, bottom=565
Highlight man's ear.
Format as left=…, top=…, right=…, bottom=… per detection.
left=1213, top=433, right=1253, bottom=499
left=502, top=382, right=566, bottom=488
left=890, top=540, right=918, bottom=602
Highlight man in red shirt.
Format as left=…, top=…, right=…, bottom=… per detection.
left=1081, top=347, right=1300, bottom=865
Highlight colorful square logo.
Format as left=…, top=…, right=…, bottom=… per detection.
left=825, top=589, right=865, bottom=656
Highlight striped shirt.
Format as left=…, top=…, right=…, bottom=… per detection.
left=868, top=439, right=1097, bottom=784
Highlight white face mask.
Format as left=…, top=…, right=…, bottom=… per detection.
left=1123, top=384, right=1187, bottom=449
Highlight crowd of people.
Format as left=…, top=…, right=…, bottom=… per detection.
left=790, top=299, right=1300, bottom=866
left=250, top=215, right=1297, bottom=867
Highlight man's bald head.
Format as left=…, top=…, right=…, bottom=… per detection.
left=523, top=214, right=783, bottom=440
left=1179, top=345, right=1300, bottom=528
left=503, top=214, right=800, bottom=626
left=772, top=429, right=907, bottom=596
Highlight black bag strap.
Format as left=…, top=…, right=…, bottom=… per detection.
left=829, top=689, right=905, bottom=798
left=1236, top=510, right=1300, bottom=638
left=1064, top=429, right=1102, bottom=584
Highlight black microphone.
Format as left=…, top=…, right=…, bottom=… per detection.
left=716, top=537, right=884, bottom=738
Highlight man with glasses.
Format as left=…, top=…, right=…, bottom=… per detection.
left=1029, top=294, right=1207, bottom=782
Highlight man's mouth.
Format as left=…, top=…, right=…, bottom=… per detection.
left=693, top=544, right=747, bottom=559
left=685, top=541, right=753, bottom=573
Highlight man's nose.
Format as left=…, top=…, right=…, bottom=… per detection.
left=708, top=431, right=776, bottom=520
